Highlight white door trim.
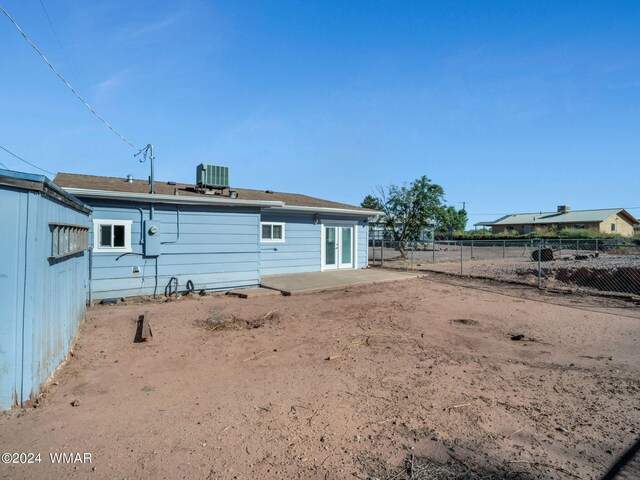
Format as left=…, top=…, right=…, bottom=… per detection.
left=320, top=221, right=358, bottom=271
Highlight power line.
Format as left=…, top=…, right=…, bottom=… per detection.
left=38, top=0, right=77, bottom=81
left=0, top=5, right=140, bottom=151
left=0, top=159, right=7, bottom=169
left=0, top=145, right=55, bottom=175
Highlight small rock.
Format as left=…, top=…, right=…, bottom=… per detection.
left=320, top=435, right=326, bottom=443
left=511, top=334, right=525, bottom=341
left=354, top=434, right=361, bottom=442
left=70, top=399, right=80, bottom=407
left=431, top=435, right=441, bottom=442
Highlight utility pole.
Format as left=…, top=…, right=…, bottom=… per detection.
left=148, top=144, right=154, bottom=195
left=134, top=143, right=155, bottom=194
left=461, top=201, right=468, bottom=210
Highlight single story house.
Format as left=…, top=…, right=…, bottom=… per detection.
left=475, top=205, right=639, bottom=236
left=54, top=166, right=378, bottom=301
left=0, top=169, right=91, bottom=409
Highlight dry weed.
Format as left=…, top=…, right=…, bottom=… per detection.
left=195, top=308, right=278, bottom=332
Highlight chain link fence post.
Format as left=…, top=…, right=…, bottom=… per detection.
left=537, top=240, right=542, bottom=289
left=432, top=240, right=436, bottom=263
left=381, top=240, right=384, bottom=267
left=372, top=240, right=376, bottom=266
left=460, top=240, right=464, bottom=275
left=411, top=243, right=414, bottom=269
left=502, top=240, right=506, bottom=258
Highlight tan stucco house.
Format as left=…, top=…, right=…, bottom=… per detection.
left=475, top=206, right=639, bottom=237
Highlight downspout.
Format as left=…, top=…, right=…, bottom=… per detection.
left=88, top=248, right=92, bottom=305
left=151, top=204, right=156, bottom=297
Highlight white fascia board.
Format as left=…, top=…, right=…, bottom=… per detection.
left=63, top=188, right=285, bottom=208
left=276, top=205, right=382, bottom=216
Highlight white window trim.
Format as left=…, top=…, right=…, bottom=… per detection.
left=93, top=219, right=133, bottom=253
left=260, top=222, right=286, bottom=243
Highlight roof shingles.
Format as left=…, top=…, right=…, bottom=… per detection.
left=53, top=172, right=373, bottom=212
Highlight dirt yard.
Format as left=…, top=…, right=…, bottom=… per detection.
left=1, top=275, right=639, bottom=479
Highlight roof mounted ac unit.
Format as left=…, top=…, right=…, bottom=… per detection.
left=196, top=164, right=229, bottom=188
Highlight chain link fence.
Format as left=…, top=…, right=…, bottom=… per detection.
left=369, top=238, right=640, bottom=297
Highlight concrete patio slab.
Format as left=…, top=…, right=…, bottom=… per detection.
left=260, top=268, right=420, bottom=295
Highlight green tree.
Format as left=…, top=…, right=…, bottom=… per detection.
left=361, top=194, right=383, bottom=211
left=363, top=175, right=445, bottom=257
left=436, top=206, right=468, bottom=235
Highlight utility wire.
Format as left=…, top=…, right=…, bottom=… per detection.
left=0, top=159, right=7, bottom=169
left=0, top=145, right=55, bottom=175
left=0, top=5, right=140, bottom=152
left=38, top=0, right=77, bottom=81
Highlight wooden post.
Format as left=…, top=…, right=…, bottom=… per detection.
left=135, top=312, right=153, bottom=343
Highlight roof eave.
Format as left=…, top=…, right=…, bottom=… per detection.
left=275, top=204, right=380, bottom=216
left=62, top=188, right=285, bottom=208
left=1, top=168, right=91, bottom=214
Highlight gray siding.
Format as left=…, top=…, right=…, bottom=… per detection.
left=88, top=201, right=261, bottom=299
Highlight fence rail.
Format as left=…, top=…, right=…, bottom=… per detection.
left=369, top=239, right=640, bottom=297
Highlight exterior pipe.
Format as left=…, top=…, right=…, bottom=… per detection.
left=135, top=207, right=145, bottom=244
left=161, top=207, right=180, bottom=244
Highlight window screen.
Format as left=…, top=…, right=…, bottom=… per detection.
left=100, top=225, right=112, bottom=247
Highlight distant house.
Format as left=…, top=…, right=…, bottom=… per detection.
left=54, top=165, right=378, bottom=300
left=475, top=205, right=639, bottom=237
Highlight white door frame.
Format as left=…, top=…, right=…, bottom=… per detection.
left=320, top=220, right=358, bottom=271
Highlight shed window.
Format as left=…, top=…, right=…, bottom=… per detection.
left=260, top=222, right=285, bottom=242
left=611, top=223, right=616, bottom=232
left=50, top=224, right=89, bottom=259
left=93, top=220, right=132, bottom=253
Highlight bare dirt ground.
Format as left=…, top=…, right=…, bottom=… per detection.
left=1, top=275, right=639, bottom=480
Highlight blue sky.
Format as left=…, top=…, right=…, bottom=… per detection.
left=1, top=1, right=639, bottom=226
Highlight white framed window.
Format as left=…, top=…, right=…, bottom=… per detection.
left=93, top=219, right=132, bottom=253
left=260, top=222, right=285, bottom=242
